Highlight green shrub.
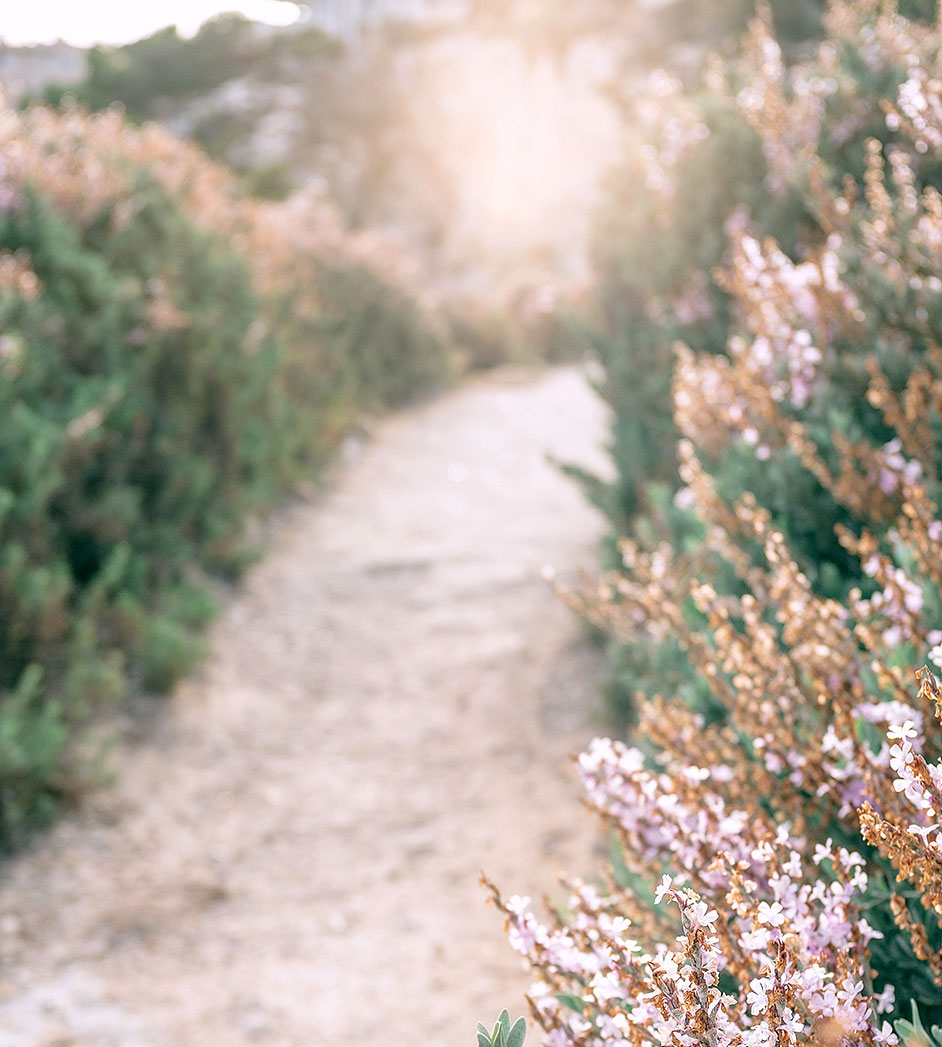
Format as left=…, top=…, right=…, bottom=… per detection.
left=0, top=101, right=448, bottom=845
left=79, top=17, right=257, bottom=117
left=548, top=4, right=942, bottom=1021
left=312, top=258, right=452, bottom=409
left=581, top=0, right=942, bottom=723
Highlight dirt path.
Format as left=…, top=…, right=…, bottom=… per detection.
left=0, top=365, right=611, bottom=1047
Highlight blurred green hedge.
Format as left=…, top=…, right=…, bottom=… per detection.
left=0, top=163, right=448, bottom=845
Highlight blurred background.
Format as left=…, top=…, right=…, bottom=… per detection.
left=9, top=1, right=940, bottom=1042
left=1, top=0, right=813, bottom=328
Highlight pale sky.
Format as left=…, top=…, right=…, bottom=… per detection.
left=0, top=0, right=304, bottom=47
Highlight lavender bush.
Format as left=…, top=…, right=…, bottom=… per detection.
left=490, top=2, right=942, bottom=1042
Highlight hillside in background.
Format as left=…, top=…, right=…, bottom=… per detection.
left=0, top=0, right=839, bottom=309
left=0, top=3, right=685, bottom=307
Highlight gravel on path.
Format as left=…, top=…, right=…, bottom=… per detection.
left=0, top=365, right=612, bottom=1047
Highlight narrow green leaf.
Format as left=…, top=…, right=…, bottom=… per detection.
left=556, top=993, right=586, bottom=1014
left=477, top=1034, right=491, bottom=1047
left=498, top=1010, right=511, bottom=1035
left=506, top=1017, right=527, bottom=1047
left=896, top=1002, right=940, bottom=1047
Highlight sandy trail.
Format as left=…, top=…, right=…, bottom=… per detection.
left=0, top=365, right=611, bottom=1047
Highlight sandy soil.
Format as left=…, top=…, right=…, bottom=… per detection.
left=0, top=365, right=612, bottom=1047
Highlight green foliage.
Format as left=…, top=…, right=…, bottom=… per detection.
left=897, top=1001, right=942, bottom=1047
left=77, top=17, right=262, bottom=117
left=0, top=665, right=68, bottom=842
left=445, top=299, right=519, bottom=371
left=312, top=259, right=452, bottom=410
left=581, top=0, right=942, bottom=729
left=240, top=161, right=295, bottom=201
left=477, top=1010, right=526, bottom=1047
left=570, top=0, right=942, bottom=1024
left=644, top=0, right=823, bottom=61
left=583, top=81, right=810, bottom=578
left=26, top=17, right=344, bottom=199
left=0, top=182, right=278, bottom=840
left=443, top=293, right=592, bottom=372
left=593, top=99, right=764, bottom=306
left=0, top=132, right=447, bottom=844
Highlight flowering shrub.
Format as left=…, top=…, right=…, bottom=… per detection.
left=587, top=0, right=942, bottom=723
left=583, top=0, right=942, bottom=598
left=0, top=97, right=447, bottom=843
left=491, top=1, right=942, bottom=1041
left=489, top=670, right=942, bottom=1045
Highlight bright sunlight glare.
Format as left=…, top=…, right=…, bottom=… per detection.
left=0, top=0, right=303, bottom=48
